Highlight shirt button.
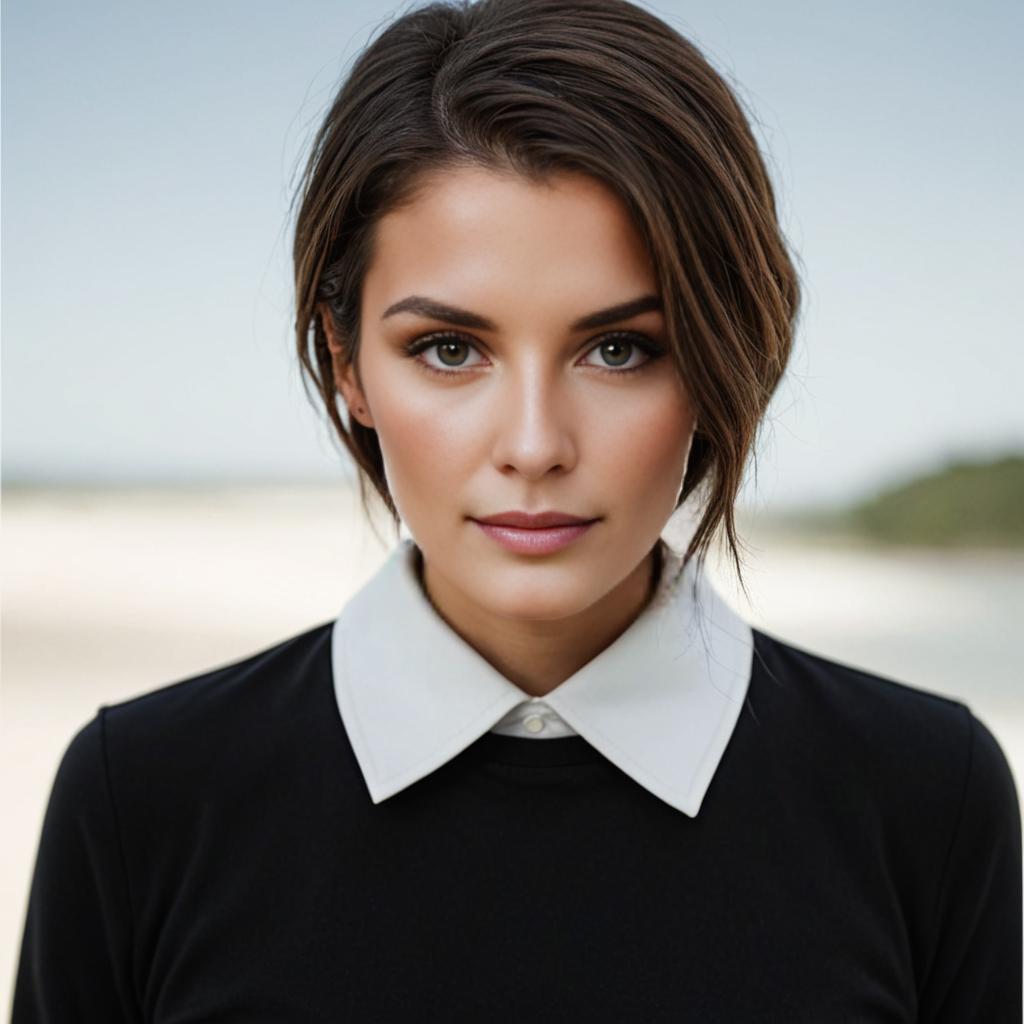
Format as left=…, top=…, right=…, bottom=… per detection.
left=523, top=714, right=546, bottom=734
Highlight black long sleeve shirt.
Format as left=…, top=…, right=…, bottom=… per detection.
left=12, top=616, right=1022, bottom=1022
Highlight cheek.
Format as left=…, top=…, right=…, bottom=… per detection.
left=369, top=379, right=479, bottom=505
left=590, top=383, right=695, bottom=499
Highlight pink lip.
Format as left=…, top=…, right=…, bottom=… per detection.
left=471, top=518, right=598, bottom=555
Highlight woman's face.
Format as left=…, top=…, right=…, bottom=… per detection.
left=325, top=165, right=696, bottom=623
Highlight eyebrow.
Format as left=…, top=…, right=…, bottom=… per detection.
left=380, top=294, right=663, bottom=332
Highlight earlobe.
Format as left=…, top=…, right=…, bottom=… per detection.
left=338, top=366, right=374, bottom=430
left=338, top=359, right=374, bottom=431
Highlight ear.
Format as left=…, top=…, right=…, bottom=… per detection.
left=317, top=302, right=375, bottom=430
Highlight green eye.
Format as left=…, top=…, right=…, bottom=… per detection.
left=405, top=334, right=486, bottom=374
left=597, top=337, right=635, bottom=367
left=436, top=339, right=472, bottom=367
left=582, top=332, right=664, bottom=374
left=403, top=330, right=665, bottom=378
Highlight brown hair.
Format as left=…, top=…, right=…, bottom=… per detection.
left=291, top=0, right=801, bottom=596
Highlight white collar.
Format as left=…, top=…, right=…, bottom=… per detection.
left=331, top=538, right=753, bottom=816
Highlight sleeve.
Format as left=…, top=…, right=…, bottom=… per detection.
left=12, top=709, right=141, bottom=1023
left=917, top=707, right=1023, bottom=1023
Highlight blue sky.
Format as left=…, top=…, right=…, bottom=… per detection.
left=3, top=0, right=1021, bottom=508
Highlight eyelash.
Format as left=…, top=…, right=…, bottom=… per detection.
left=403, top=331, right=666, bottom=379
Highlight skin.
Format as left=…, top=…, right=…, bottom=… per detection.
left=320, top=165, right=697, bottom=698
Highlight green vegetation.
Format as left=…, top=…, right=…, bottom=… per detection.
left=778, top=452, right=1024, bottom=549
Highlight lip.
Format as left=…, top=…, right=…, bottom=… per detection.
left=470, top=510, right=600, bottom=555
left=472, top=510, right=597, bottom=529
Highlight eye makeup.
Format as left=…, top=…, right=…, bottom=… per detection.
left=402, top=330, right=667, bottom=379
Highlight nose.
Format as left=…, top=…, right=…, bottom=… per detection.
left=489, top=361, right=578, bottom=481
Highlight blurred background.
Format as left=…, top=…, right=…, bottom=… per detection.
left=3, top=0, right=1022, bottom=1008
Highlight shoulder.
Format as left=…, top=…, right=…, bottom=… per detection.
left=749, top=626, right=973, bottom=758
left=107, top=618, right=332, bottom=725
left=39, top=618, right=333, bottom=853
left=746, top=628, right=1019, bottom=840
left=743, top=636, right=1021, bottom=1011
left=86, top=619, right=336, bottom=789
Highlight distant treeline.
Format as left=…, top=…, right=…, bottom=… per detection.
left=784, top=453, right=1024, bottom=548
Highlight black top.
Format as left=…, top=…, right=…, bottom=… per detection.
left=13, top=623, right=1022, bottom=1022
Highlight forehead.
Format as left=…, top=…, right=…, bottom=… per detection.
left=363, top=165, right=657, bottom=313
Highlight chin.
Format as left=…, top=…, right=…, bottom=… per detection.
left=476, top=566, right=596, bottom=619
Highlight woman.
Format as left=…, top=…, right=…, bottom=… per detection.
left=14, top=0, right=1021, bottom=1020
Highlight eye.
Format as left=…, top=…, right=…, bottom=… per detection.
left=581, top=332, right=663, bottom=374
left=404, top=333, right=487, bottom=376
left=402, top=330, right=665, bottom=378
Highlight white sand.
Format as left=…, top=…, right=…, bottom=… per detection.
left=3, top=485, right=1023, bottom=1009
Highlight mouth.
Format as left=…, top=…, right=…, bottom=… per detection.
left=466, top=516, right=598, bottom=557
left=471, top=510, right=598, bottom=529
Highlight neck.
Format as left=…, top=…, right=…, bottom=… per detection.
left=416, top=541, right=664, bottom=698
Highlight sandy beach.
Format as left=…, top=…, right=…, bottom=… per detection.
left=3, top=484, right=1023, bottom=1008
